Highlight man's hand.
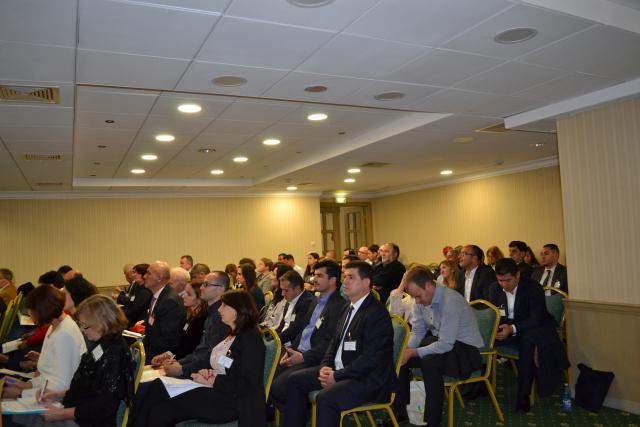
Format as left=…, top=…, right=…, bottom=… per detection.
left=42, top=406, right=74, bottom=422
left=151, top=351, right=172, bottom=367
left=401, top=348, right=418, bottom=366
left=162, top=360, right=183, bottom=377
left=318, top=366, right=336, bottom=389
left=280, top=347, right=304, bottom=367
left=25, top=350, right=40, bottom=361
left=37, top=388, right=66, bottom=403
left=495, top=324, right=514, bottom=341
left=191, top=369, right=215, bottom=386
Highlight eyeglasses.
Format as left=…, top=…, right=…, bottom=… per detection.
left=203, top=282, right=224, bottom=288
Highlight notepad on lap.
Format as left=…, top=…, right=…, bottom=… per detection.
left=0, top=396, right=60, bottom=414
left=158, top=376, right=209, bottom=398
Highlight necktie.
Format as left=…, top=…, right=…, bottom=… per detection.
left=542, top=269, right=552, bottom=286
left=338, top=305, right=354, bottom=344
left=149, top=296, right=157, bottom=319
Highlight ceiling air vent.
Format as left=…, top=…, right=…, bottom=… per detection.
left=0, top=85, right=60, bottom=104
left=23, top=153, right=64, bottom=161
left=359, top=162, right=391, bottom=168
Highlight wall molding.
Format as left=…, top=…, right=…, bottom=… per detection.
left=0, top=190, right=322, bottom=200
left=565, top=299, right=640, bottom=316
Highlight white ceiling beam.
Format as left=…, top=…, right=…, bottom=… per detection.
left=73, top=177, right=254, bottom=187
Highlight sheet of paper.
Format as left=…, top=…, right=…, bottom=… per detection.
left=0, top=396, right=60, bottom=414
left=0, top=368, right=35, bottom=379
left=140, top=366, right=165, bottom=383
left=158, top=376, right=209, bottom=398
left=2, top=339, right=21, bottom=354
left=122, top=330, right=143, bottom=339
left=18, top=313, right=35, bottom=326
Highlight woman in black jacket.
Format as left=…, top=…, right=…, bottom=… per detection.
left=132, top=290, right=266, bottom=427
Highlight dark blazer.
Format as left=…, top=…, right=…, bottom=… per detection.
left=174, top=312, right=206, bottom=359
left=532, top=264, right=568, bottom=293
left=372, top=260, right=406, bottom=302
left=214, top=328, right=266, bottom=427
left=143, top=285, right=186, bottom=362
left=123, top=282, right=153, bottom=327
left=276, top=290, right=316, bottom=345
left=321, top=292, right=397, bottom=403
left=517, top=261, right=534, bottom=279
left=291, top=290, right=348, bottom=366
left=455, top=264, right=496, bottom=302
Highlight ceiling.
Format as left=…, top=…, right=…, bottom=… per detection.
left=1, top=0, right=639, bottom=198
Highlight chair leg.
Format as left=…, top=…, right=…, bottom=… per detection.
left=492, top=357, right=497, bottom=392
left=311, top=401, right=317, bottom=427
left=455, top=387, right=465, bottom=408
left=448, top=384, right=456, bottom=427
left=365, top=411, right=376, bottom=426
left=385, top=406, right=400, bottom=427
left=530, top=379, right=536, bottom=406
left=484, top=379, right=504, bottom=422
left=274, top=408, right=280, bottom=426
left=352, top=412, right=362, bottom=427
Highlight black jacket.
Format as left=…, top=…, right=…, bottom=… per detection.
left=143, top=285, right=186, bottom=362
left=532, top=264, right=568, bottom=293
left=276, top=290, right=316, bottom=345
left=372, top=260, right=406, bottom=302
left=455, top=264, right=496, bottom=302
left=123, top=282, right=153, bottom=327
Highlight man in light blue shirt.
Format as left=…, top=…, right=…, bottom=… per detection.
left=396, top=267, right=484, bottom=426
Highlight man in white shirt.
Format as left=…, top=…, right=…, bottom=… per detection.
left=179, top=255, right=193, bottom=272
left=284, top=254, right=305, bottom=277
left=532, top=243, right=568, bottom=294
left=276, top=270, right=315, bottom=345
left=455, top=244, right=496, bottom=302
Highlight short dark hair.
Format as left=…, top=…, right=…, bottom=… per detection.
left=308, top=252, right=320, bottom=261
left=345, top=261, right=373, bottom=281
left=368, top=244, right=379, bottom=252
left=343, top=248, right=356, bottom=256
left=283, top=254, right=294, bottom=261
left=274, top=263, right=292, bottom=279
left=238, top=258, right=256, bottom=269
left=133, top=263, right=149, bottom=277
left=25, top=284, right=65, bottom=325
left=38, top=271, right=64, bottom=289
left=314, top=260, right=342, bottom=287
left=225, top=263, right=237, bottom=274
left=280, top=270, right=304, bottom=289
left=238, top=263, right=257, bottom=291
left=342, top=255, right=359, bottom=262
left=405, top=267, right=435, bottom=289
left=543, top=243, right=560, bottom=254
left=0, top=268, right=14, bottom=282
left=469, top=245, right=485, bottom=263
left=221, top=290, right=259, bottom=334
left=180, top=255, right=193, bottom=265
left=57, top=265, right=73, bottom=275
left=64, top=276, right=99, bottom=308
left=211, top=271, right=231, bottom=291
left=495, top=258, right=518, bottom=276
left=508, top=241, right=527, bottom=252
left=278, top=253, right=287, bottom=258
left=191, top=263, right=210, bottom=276
left=390, top=243, right=400, bottom=258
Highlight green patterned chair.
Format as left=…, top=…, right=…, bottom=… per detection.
left=0, top=293, right=22, bottom=343
left=175, top=328, right=281, bottom=427
left=117, top=341, right=146, bottom=427
left=308, top=314, right=409, bottom=427
left=443, top=299, right=504, bottom=427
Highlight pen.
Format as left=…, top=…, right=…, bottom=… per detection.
left=37, top=378, right=48, bottom=404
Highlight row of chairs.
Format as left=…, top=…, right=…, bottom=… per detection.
left=0, top=293, right=23, bottom=343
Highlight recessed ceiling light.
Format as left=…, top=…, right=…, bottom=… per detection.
left=344, top=178, right=356, bottom=183
left=286, top=186, right=298, bottom=191
left=131, top=169, right=146, bottom=174
left=210, top=169, right=224, bottom=175
left=453, top=136, right=474, bottom=144
left=233, top=156, right=248, bottom=163
left=198, top=148, right=215, bottom=153
left=105, top=119, right=115, bottom=123
left=90, top=174, right=96, bottom=177
left=155, top=134, right=175, bottom=142
left=141, top=154, right=158, bottom=161
left=307, top=113, right=328, bottom=121
left=529, top=143, right=545, bottom=148
left=263, top=138, right=281, bottom=146
left=178, top=104, right=201, bottom=113
left=304, top=85, right=328, bottom=93
left=347, top=168, right=361, bottom=174
left=374, top=92, right=405, bottom=101
left=212, top=76, right=247, bottom=87
left=440, top=170, right=453, bottom=175
left=97, top=145, right=107, bottom=149
left=494, top=27, right=538, bottom=44
left=288, top=0, right=335, bottom=6
left=338, top=131, right=346, bottom=135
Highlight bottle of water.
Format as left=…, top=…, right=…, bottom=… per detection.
left=562, top=383, right=572, bottom=413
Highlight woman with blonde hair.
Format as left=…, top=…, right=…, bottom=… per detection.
left=438, top=259, right=459, bottom=290
left=485, top=246, right=504, bottom=270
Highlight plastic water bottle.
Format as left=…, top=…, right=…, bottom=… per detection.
left=562, top=383, right=572, bottom=413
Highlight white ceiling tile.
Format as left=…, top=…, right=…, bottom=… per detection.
left=406, top=88, right=500, bottom=114
left=455, top=61, right=568, bottom=95
left=76, top=111, right=148, bottom=130
left=297, top=34, right=430, bottom=79
left=197, top=16, right=334, bottom=69
left=75, top=128, right=138, bottom=148
left=519, top=25, right=640, bottom=81
left=337, top=81, right=440, bottom=109
left=76, top=87, right=159, bottom=114
left=386, top=49, right=504, bottom=87
left=141, top=114, right=211, bottom=134
left=5, top=141, right=72, bottom=155
left=0, top=126, right=73, bottom=142
left=176, top=61, right=289, bottom=96
left=0, top=0, right=77, bottom=47
left=345, top=0, right=512, bottom=46
left=202, top=119, right=270, bottom=135
left=226, top=0, right=378, bottom=31
left=443, top=4, right=594, bottom=59
left=465, top=95, right=543, bottom=117
left=261, top=71, right=372, bottom=103
left=134, top=0, right=231, bottom=12
left=77, top=49, right=190, bottom=89
left=0, top=42, right=75, bottom=83
left=0, top=105, right=73, bottom=127
left=191, top=132, right=252, bottom=148
left=218, top=99, right=300, bottom=122
left=515, top=73, right=620, bottom=102
left=79, top=0, right=219, bottom=59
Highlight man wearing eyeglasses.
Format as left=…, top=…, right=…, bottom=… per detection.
left=456, top=244, right=496, bottom=303
left=151, top=271, right=230, bottom=378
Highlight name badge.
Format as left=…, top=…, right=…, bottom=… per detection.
left=315, top=317, right=323, bottom=329
left=554, top=281, right=561, bottom=288
left=183, top=322, right=189, bottom=331
left=218, top=355, right=233, bottom=369
left=129, top=296, right=135, bottom=302
left=344, top=341, right=356, bottom=351
left=499, top=309, right=506, bottom=317
left=290, top=314, right=296, bottom=322
left=284, top=341, right=292, bottom=348
left=92, top=344, right=104, bottom=361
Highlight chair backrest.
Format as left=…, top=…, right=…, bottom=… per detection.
left=390, top=314, right=410, bottom=375
left=118, top=341, right=146, bottom=427
left=371, top=288, right=381, bottom=301
left=260, top=327, right=281, bottom=402
left=263, top=291, right=273, bottom=308
left=543, top=287, right=567, bottom=327
left=0, top=294, right=21, bottom=343
left=469, top=299, right=500, bottom=351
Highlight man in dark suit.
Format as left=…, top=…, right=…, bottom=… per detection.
left=509, top=240, right=534, bottom=279
left=532, top=243, right=568, bottom=294
left=488, top=258, right=569, bottom=412
left=283, top=261, right=396, bottom=427
left=270, top=260, right=348, bottom=408
left=455, top=244, right=496, bottom=302
left=142, top=261, right=186, bottom=363
left=276, top=270, right=315, bottom=346
left=372, top=242, right=406, bottom=304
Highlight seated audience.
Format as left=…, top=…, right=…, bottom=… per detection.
left=367, top=244, right=380, bottom=266
left=0, top=267, right=18, bottom=307
left=276, top=271, right=315, bottom=346
left=532, top=243, right=568, bottom=294
left=113, top=263, right=135, bottom=304
left=153, top=272, right=230, bottom=379
left=303, top=252, right=320, bottom=284
left=485, top=246, right=504, bottom=270
left=357, top=246, right=369, bottom=262
left=282, top=261, right=396, bottom=427
left=524, top=246, right=540, bottom=268
left=342, top=248, right=356, bottom=257
left=270, top=260, right=347, bottom=408
left=456, top=244, right=496, bottom=303
left=172, top=281, right=208, bottom=359
left=57, top=265, right=80, bottom=282
left=189, top=263, right=210, bottom=283
left=63, top=276, right=99, bottom=315
left=256, top=257, right=274, bottom=294
left=14, top=295, right=134, bottom=427
left=284, top=254, right=305, bottom=277
left=142, top=261, right=186, bottom=363
left=508, top=240, right=534, bottom=278
left=372, top=242, right=406, bottom=303
left=122, top=263, right=152, bottom=327
left=323, top=249, right=337, bottom=261
left=445, top=247, right=460, bottom=265
left=487, top=258, right=569, bottom=412
left=179, top=255, right=193, bottom=272
left=341, top=255, right=359, bottom=276
left=237, top=263, right=265, bottom=311
left=3, top=285, right=86, bottom=399
left=169, top=267, right=190, bottom=298
left=396, top=267, right=484, bottom=426
left=438, top=259, right=459, bottom=289
left=260, top=263, right=292, bottom=329
left=387, top=268, right=421, bottom=324
left=132, top=291, right=266, bottom=427
left=225, top=263, right=238, bottom=289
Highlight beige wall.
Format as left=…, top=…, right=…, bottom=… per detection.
left=372, top=166, right=566, bottom=266
left=0, top=196, right=322, bottom=287
left=558, top=97, right=640, bottom=413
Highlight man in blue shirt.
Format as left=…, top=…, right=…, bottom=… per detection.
left=397, top=267, right=484, bottom=426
